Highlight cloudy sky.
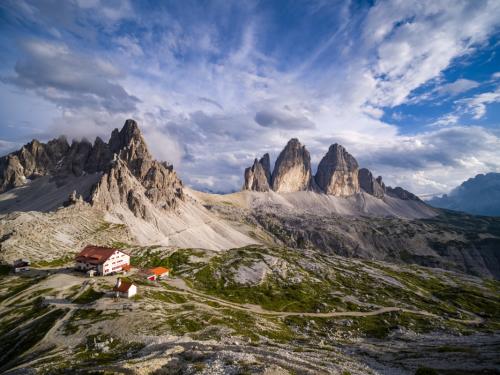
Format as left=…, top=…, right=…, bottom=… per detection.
left=1, top=0, right=500, bottom=196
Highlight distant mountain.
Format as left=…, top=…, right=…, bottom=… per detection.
left=428, top=173, right=500, bottom=216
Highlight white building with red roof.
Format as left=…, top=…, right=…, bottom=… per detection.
left=75, top=245, right=130, bottom=276
left=113, top=278, right=137, bottom=298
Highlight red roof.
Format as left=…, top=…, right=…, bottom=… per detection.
left=113, top=280, right=134, bottom=292
left=75, top=245, right=119, bottom=265
left=149, top=266, right=170, bottom=276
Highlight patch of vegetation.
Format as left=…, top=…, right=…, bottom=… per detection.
left=111, top=241, right=131, bottom=249
left=73, top=287, right=104, bottom=304
left=0, top=275, right=46, bottom=303
left=32, top=254, right=76, bottom=268
left=415, top=367, right=438, bottom=375
left=0, top=264, right=11, bottom=276
left=131, top=248, right=200, bottom=274
left=0, top=307, right=67, bottom=372
left=149, top=291, right=188, bottom=304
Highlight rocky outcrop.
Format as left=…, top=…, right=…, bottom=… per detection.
left=90, top=120, right=184, bottom=215
left=386, top=186, right=421, bottom=201
left=241, top=140, right=422, bottom=202
left=0, top=136, right=71, bottom=192
left=243, top=154, right=271, bottom=192
left=0, top=155, right=25, bottom=192
left=271, top=139, right=313, bottom=193
left=358, top=168, right=385, bottom=198
left=0, top=119, right=185, bottom=216
left=315, top=144, right=359, bottom=197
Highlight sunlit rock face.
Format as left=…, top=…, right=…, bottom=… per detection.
left=271, top=139, right=313, bottom=193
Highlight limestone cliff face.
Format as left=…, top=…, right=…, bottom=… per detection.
left=0, top=136, right=70, bottom=192
left=271, top=139, right=313, bottom=193
left=0, top=119, right=185, bottom=216
left=90, top=120, right=184, bottom=215
left=315, top=144, right=359, bottom=197
left=358, top=168, right=385, bottom=198
left=241, top=138, right=422, bottom=202
left=243, top=154, right=272, bottom=192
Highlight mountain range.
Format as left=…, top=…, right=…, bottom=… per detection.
left=1, top=119, right=499, bottom=279
left=428, top=172, right=500, bottom=216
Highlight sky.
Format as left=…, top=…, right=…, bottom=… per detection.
left=1, top=0, right=500, bottom=196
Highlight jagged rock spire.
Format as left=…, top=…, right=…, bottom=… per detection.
left=271, top=139, right=313, bottom=193
left=243, top=154, right=272, bottom=192
left=359, top=168, right=385, bottom=198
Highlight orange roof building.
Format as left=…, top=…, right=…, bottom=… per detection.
left=144, top=266, right=170, bottom=280
left=75, top=245, right=130, bottom=276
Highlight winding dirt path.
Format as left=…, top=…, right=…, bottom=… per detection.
left=163, top=278, right=441, bottom=319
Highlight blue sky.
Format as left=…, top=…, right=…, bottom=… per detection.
left=1, top=0, right=500, bottom=195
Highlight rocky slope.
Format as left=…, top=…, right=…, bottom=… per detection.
left=0, top=120, right=255, bottom=253
left=243, top=138, right=422, bottom=203
left=428, top=172, right=500, bottom=216
left=193, top=189, right=500, bottom=279
left=1, top=245, right=499, bottom=375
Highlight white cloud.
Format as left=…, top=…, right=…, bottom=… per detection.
left=435, top=78, right=480, bottom=96
left=3, top=0, right=500, bottom=195
left=430, top=114, right=459, bottom=127
left=457, top=88, right=500, bottom=119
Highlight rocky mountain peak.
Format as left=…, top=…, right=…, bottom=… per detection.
left=315, top=143, right=360, bottom=196
left=109, top=119, right=151, bottom=157
left=358, top=168, right=385, bottom=198
left=0, top=119, right=184, bottom=214
left=259, top=153, right=272, bottom=184
left=271, top=138, right=313, bottom=193
left=243, top=155, right=272, bottom=192
left=241, top=138, right=424, bottom=202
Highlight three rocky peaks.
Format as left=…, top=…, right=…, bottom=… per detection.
left=243, top=138, right=419, bottom=201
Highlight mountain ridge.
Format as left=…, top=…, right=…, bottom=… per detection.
left=428, top=172, right=500, bottom=216
left=243, top=138, right=420, bottom=202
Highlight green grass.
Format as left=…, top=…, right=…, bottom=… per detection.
left=0, top=276, right=45, bottom=303
left=32, top=254, right=76, bottom=268
left=149, top=291, right=188, bottom=304
left=0, top=307, right=67, bottom=372
left=0, top=264, right=11, bottom=276
left=130, top=248, right=195, bottom=274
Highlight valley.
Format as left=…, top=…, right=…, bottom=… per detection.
left=1, top=245, right=499, bottom=374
